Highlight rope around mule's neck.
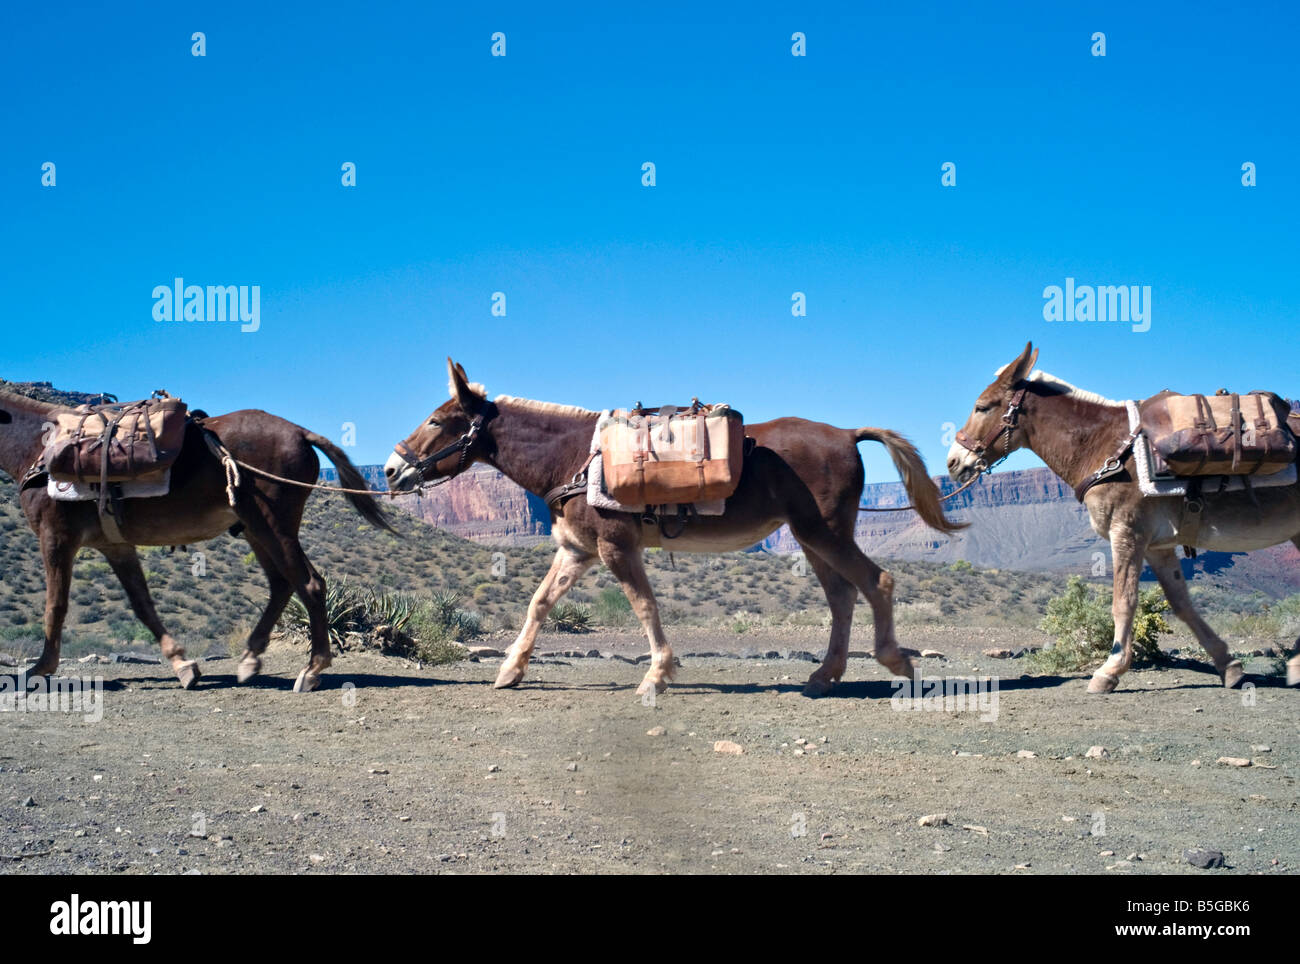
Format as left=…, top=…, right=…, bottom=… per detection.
left=857, top=472, right=982, bottom=513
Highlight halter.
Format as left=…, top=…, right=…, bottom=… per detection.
left=393, top=402, right=497, bottom=481
left=954, top=386, right=1027, bottom=472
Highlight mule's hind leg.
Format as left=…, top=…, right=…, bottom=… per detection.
left=495, top=544, right=596, bottom=689
left=786, top=514, right=911, bottom=680
left=101, top=546, right=201, bottom=689
left=801, top=549, right=858, bottom=697
left=30, top=528, right=76, bottom=677
left=598, top=539, right=675, bottom=697
left=234, top=542, right=295, bottom=683
left=1146, top=548, right=1243, bottom=688
left=239, top=514, right=330, bottom=693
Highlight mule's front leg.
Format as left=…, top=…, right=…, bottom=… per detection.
left=102, top=547, right=201, bottom=689
left=30, top=532, right=76, bottom=677
left=1088, top=529, right=1147, bottom=694
left=495, top=545, right=595, bottom=689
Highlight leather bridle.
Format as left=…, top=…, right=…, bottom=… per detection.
left=393, top=402, right=497, bottom=482
left=954, top=387, right=1027, bottom=473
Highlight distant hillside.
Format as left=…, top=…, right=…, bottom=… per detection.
left=320, top=462, right=550, bottom=545
left=0, top=378, right=114, bottom=408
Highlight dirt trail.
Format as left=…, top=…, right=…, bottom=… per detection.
left=1, top=637, right=1295, bottom=874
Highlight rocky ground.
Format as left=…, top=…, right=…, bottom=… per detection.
left=0, top=628, right=1295, bottom=875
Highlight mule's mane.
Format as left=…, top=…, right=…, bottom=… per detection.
left=994, top=364, right=1122, bottom=408
left=494, top=394, right=597, bottom=418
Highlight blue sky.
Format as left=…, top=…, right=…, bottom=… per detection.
left=3, top=1, right=1298, bottom=482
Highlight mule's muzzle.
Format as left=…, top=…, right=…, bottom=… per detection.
left=946, top=441, right=984, bottom=486
left=383, top=451, right=420, bottom=493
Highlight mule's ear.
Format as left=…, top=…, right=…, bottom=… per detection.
left=1001, top=342, right=1038, bottom=385
left=446, top=358, right=481, bottom=412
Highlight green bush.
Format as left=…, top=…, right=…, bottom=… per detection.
left=592, top=586, right=632, bottom=627
left=1029, top=576, right=1172, bottom=674
left=406, top=591, right=482, bottom=655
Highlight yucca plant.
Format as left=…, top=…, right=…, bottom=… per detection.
left=280, top=579, right=364, bottom=653
left=549, top=602, right=592, bottom=633
left=359, top=588, right=417, bottom=635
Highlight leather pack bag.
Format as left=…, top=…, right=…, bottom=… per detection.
left=1140, top=389, right=1295, bottom=476
left=45, top=391, right=189, bottom=484
left=599, top=401, right=745, bottom=506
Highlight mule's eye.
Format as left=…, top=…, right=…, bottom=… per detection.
left=975, top=404, right=992, bottom=414
left=427, top=417, right=440, bottom=427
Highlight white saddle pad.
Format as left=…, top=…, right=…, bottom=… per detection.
left=47, top=470, right=172, bottom=503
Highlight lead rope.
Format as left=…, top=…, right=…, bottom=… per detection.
left=857, top=471, right=983, bottom=513
left=199, top=428, right=434, bottom=506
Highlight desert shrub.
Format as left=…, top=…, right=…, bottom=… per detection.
left=729, top=610, right=757, bottom=634
left=1029, top=576, right=1171, bottom=674
left=406, top=591, right=482, bottom=651
left=108, top=618, right=151, bottom=643
left=1211, top=594, right=1300, bottom=642
left=592, top=586, right=632, bottom=627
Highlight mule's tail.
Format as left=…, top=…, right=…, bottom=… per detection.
left=854, top=427, right=968, bottom=534
left=304, top=432, right=398, bottom=534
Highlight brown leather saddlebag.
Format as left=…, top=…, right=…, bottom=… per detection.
left=1141, top=390, right=1295, bottom=476
left=45, top=392, right=188, bottom=484
left=599, top=402, right=744, bottom=505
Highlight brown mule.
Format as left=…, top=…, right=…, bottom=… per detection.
left=386, top=360, right=965, bottom=697
left=947, top=343, right=1300, bottom=693
left=0, top=387, right=394, bottom=691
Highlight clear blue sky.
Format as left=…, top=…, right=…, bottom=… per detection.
left=3, top=1, right=1297, bottom=482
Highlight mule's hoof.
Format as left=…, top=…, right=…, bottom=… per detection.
left=176, top=660, right=201, bottom=690
left=802, top=676, right=835, bottom=698
left=493, top=664, right=525, bottom=689
left=635, top=676, right=669, bottom=698
left=236, top=654, right=262, bottom=683
left=1222, top=659, right=1246, bottom=689
left=1087, top=671, right=1119, bottom=694
left=29, top=660, right=57, bottom=677
left=1288, top=660, right=1300, bottom=688
left=292, top=669, right=321, bottom=693
left=882, top=658, right=915, bottom=681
